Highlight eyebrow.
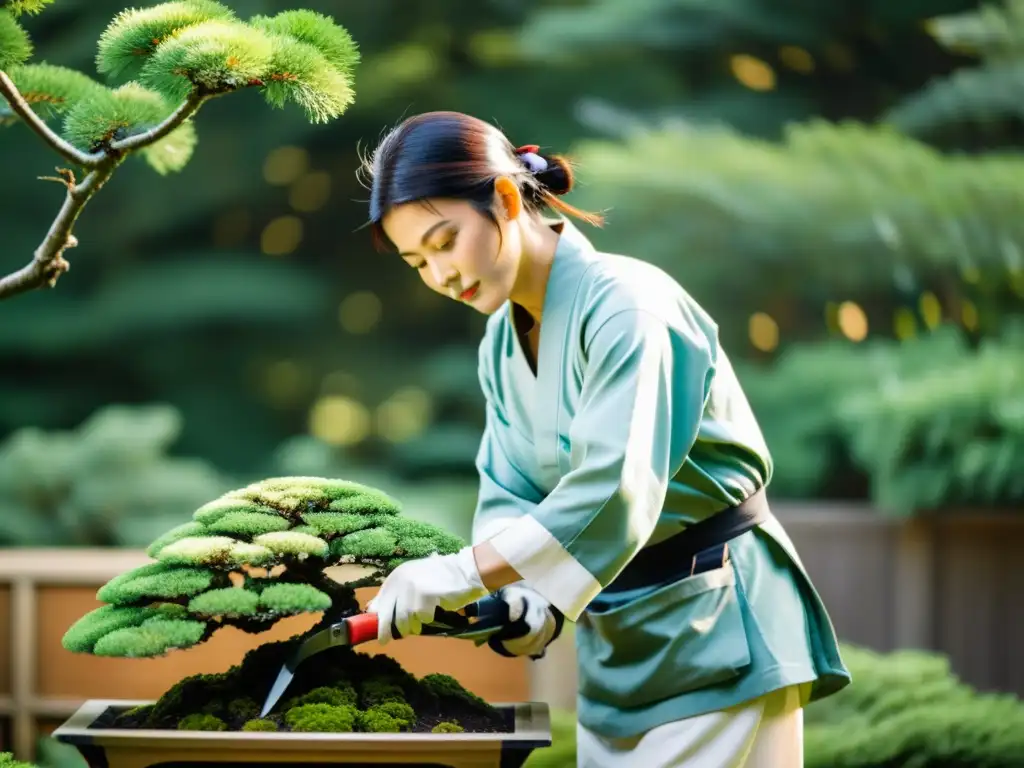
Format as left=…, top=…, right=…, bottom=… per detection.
left=399, top=219, right=451, bottom=258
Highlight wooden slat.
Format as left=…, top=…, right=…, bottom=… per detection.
left=11, top=578, right=34, bottom=759
left=0, top=696, right=82, bottom=718
left=0, top=550, right=152, bottom=583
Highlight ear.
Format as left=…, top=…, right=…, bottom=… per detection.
left=493, top=176, right=522, bottom=221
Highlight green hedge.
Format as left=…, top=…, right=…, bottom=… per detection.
left=736, top=322, right=1024, bottom=512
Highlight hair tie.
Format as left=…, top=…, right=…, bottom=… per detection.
left=515, top=144, right=548, bottom=174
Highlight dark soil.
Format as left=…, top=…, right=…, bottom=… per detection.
left=92, top=625, right=510, bottom=735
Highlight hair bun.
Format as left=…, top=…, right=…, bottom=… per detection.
left=516, top=145, right=574, bottom=197
left=535, top=154, right=573, bottom=196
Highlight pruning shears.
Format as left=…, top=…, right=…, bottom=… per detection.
left=259, top=594, right=517, bottom=717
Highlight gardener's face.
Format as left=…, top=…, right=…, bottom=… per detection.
left=382, top=196, right=522, bottom=315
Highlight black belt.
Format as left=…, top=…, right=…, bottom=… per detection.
left=602, top=487, right=770, bottom=594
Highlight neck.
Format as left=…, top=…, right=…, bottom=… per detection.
left=509, top=217, right=560, bottom=322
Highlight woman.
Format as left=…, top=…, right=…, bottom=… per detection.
left=364, top=111, right=850, bottom=767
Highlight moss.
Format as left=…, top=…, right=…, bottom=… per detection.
left=374, top=700, right=415, bottom=726
left=287, top=684, right=358, bottom=709
left=188, top=587, right=261, bottom=617
left=177, top=713, right=226, bottom=731
left=360, top=679, right=405, bottom=708
left=285, top=703, right=357, bottom=732
left=226, top=697, right=259, bottom=722
left=0, top=751, right=38, bottom=767
left=241, top=718, right=279, bottom=732
left=355, top=701, right=415, bottom=732
left=258, top=583, right=332, bottom=613
left=432, top=721, right=464, bottom=733
left=421, top=673, right=491, bottom=713
left=357, top=709, right=402, bottom=733
left=147, top=671, right=233, bottom=723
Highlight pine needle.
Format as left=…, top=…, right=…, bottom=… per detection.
left=96, top=0, right=237, bottom=82
left=0, top=9, right=31, bottom=69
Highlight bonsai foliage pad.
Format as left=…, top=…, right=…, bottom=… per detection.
left=52, top=699, right=552, bottom=768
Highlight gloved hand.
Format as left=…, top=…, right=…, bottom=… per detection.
left=487, top=584, right=565, bottom=660
left=367, top=546, right=490, bottom=645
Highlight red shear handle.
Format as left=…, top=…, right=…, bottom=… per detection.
left=345, top=612, right=379, bottom=645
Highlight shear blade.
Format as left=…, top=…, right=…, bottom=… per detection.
left=259, top=665, right=295, bottom=718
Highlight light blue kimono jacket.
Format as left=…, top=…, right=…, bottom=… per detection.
left=470, top=218, right=850, bottom=739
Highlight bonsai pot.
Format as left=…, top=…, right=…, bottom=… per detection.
left=52, top=698, right=552, bottom=768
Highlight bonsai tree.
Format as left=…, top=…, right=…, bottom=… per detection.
left=0, top=0, right=358, bottom=300
left=61, top=475, right=507, bottom=734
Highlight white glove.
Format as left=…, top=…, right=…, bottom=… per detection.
left=489, top=584, right=564, bottom=659
left=367, top=546, right=490, bottom=645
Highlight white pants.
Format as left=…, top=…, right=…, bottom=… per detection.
left=576, top=685, right=805, bottom=768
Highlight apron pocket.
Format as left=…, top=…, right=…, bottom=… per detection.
left=575, top=563, right=751, bottom=709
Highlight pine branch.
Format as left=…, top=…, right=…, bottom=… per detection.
left=0, top=88, right=209, bottom=300
left=0, top=5, right=358, bottom=301
left=0, top=70, right=101, bottom=167
left=0, top=163, right=115, bottom=299
left=110, top=87, right=207, bottom=151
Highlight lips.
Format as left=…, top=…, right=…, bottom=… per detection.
left=459, top=283, right=479, bottom=301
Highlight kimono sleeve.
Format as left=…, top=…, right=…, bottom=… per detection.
left=470, top=347, right=544, bottom=546
left=487, top=308, right=715, bottom=621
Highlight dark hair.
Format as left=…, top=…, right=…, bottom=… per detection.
left=361, top=111, right=603, bottom=250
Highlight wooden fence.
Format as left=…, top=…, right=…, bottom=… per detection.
left=529, top=502, right=1024, bottom=711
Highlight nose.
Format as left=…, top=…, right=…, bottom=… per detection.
left=428, top=260, right=458, bottom=288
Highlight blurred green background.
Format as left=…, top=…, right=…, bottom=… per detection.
left=3, top=0, right=1024, bottom=766
left=3, top=0, right=1021, bottom=552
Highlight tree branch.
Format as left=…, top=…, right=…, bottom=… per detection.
left=0, top=70, right=103, bottom=168
left=110, top=89, right=208, bottom=152
left=0, top=162, right=118, bottom=299
left=0, top=87, right=211, bottom=300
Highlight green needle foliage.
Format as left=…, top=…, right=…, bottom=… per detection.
left=96, top=0, right=238, bottom=82
left=0, top=403, right=233, bottom=548
left=739, top=323, right=1024, bottom=512
left=0, top=9, right=31, bottom=69
left=557, top=0, right=1024, bottom=514
left=62, top=476, right=466, bottom=659
left=885, top=0, right=1024, bottom=143
left=0, top=0, right=359, bottom=298
left=0, top=0, right=56, bottom=15
left=62, top=81, right=198, bottom=171
left=0, top=63, right=106, bottom=123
